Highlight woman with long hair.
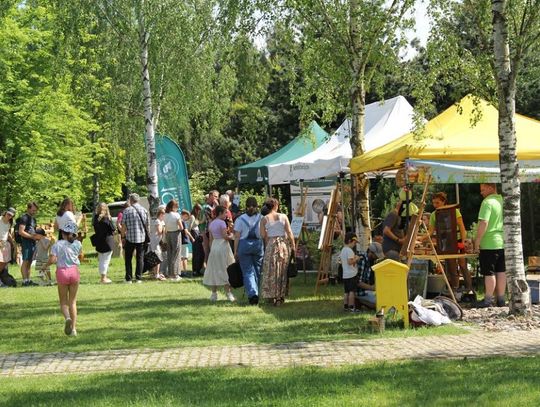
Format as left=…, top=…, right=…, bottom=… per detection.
left=260, top=198, right=295, bottom=306
left=202, top=205, right=236, bottom=302
left=164, top=199, right=184, bottom=281
left=55, top=198, right=76, bottom=240
left=92, top=203, right=115, bottom=284
left=0, top=207, right=16, bottom=274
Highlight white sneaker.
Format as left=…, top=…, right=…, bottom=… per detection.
left=135, top=279, right=143, bottom=284
left=70, top=329, right=77, bottom=337
left=210, top=292, right=218, bottom=302
left=171, top=276, right=183, bottom=282
left=226, top=292, right=236, bottom=302
left=124, top=280, right=133, bottom=284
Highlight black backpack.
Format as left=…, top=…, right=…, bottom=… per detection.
left=14, top=217, right=23, bottom=244
left=0, top=267, right=17, bottom=287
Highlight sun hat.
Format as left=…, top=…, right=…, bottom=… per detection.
left=6, top=207, right=16, bottom=217
left=61, top=221, right=78, bottom=235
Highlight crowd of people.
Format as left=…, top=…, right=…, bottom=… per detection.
left=0, top=182, right=507, bottom=336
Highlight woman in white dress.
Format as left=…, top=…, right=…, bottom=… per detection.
left=202, top=206, right=236, bottom=302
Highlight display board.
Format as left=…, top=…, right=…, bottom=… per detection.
left=290, top=180, right=335, bottom=225
left=435, top=204, right=459, bottom=255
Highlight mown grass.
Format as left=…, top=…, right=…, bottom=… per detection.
left=0, top=239, right=465, bottom=354
left=1, top=356, right=539, bottom=406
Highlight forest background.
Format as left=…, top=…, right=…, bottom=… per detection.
left=1, top=0, right=539, bottom=254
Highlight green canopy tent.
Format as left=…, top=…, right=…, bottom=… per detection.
left=236, top=121, right=329, bottom=185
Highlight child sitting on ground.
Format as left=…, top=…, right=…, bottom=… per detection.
left=340, top=232, right=361, bottom=312
left=34, top=228, right=54, bottom=285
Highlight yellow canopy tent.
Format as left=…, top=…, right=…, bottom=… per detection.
left=350, top=95, right=540, bottom=181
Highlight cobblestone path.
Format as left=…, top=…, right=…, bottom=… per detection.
left=2, top=329, right=539, bottom=377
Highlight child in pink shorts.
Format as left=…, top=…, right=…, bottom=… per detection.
left=41, top=221, right=83, bottom=336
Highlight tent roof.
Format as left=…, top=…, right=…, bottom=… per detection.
left=238, top=121, right=328, bottom=169
left=267, top=95, right=415, bottom=184
left=350, top=95, right=540, bottom=174
left=236, top=121, right=328, bottom=184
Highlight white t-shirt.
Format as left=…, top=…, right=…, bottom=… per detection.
left=51, top=239, right=82, bottom=268
left=56, top=211, right=76, bottom=231
left=234, top=214, right=261, bottom=240
left=340, top=246, right=358, bottom=279
left=164, top=212, right=181, bottom=232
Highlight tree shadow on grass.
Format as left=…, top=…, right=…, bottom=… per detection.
left=2, top=357, right=540, bottom=406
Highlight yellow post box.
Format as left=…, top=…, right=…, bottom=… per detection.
left=372, top=259, right=410, bottom=329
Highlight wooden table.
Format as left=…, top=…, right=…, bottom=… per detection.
left=412, top=253, right=477, bottom=261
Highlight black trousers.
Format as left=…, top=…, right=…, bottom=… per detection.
left=192, top=235, right=205, bottom=274
left=124, top=240, right=145, bottom=281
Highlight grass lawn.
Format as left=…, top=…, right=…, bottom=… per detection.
left=1, top=356, right=539, bottom=406
left=0, top=239, right=465, bottom=354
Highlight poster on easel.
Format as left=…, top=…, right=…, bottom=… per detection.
left=290, top=180, right=335, bottom=226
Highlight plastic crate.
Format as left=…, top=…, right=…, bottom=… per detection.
left=528, top=278, right=539, bottom=304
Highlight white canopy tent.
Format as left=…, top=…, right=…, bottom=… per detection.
left=267, top=95, right=416, bottom=185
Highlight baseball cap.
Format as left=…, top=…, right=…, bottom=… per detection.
left=344, top=232, right=358, bottom=244
left=6, top=207, right=16, bottom=217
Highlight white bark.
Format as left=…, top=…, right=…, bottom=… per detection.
left=138, top=6, right=160, bottom=216
left=349, top=0, right=371, bottom=250
left=492, top=0, right=531, bottom=315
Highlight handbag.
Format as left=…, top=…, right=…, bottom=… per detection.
left=90, top=234, right=98, bottom=247
left=227, top=262, right=243, bottom=288
left=144, top=250, right=162, bottom=272
left=287, top=253, right=298, bottom=278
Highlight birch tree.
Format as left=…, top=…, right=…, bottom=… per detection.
left=425, top=0, right=539, bottom=315
left=275, top=0, right=415, bottom=248
left=491, top=0, right=539, bottom=315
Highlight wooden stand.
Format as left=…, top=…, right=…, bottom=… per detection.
left=400, top=176, right=457, bottom=303
left=315, top=185, right=340, bottom=295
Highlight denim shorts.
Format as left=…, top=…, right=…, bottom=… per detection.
left=21, top=239, right=36, bottom=261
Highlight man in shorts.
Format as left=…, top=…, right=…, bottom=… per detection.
left=474, top=183, right=506, bottom=307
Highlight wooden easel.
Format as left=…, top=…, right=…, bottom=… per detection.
left=400, top=176, right=457, bottom=303
left=314, top=185, right=340, bottom=294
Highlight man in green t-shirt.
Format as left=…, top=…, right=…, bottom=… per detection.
left=474, top=183, right=506, bottom=308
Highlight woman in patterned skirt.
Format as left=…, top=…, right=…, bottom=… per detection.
left=260, top=198, right=295, bottom=306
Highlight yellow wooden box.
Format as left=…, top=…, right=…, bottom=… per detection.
left=372, top=259, right=410, bottom=329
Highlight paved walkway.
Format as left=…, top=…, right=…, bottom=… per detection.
left=2, top=329, right=540, bottom=377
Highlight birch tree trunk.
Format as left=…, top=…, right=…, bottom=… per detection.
left=349, top=0, right=370, bottom=250
left=492, top=0, right=530, bottom=315
left=138, top=6, right=160, bottom=216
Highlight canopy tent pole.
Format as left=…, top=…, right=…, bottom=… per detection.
left=455, top=184, right=460, bottom=204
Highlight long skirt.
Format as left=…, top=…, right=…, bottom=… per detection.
left=261, top=236, right=291, bottom=300
left=202, top=239, right=235, bottom=287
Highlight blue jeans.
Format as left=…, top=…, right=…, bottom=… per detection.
left=238, top=240, right=263, bottom=298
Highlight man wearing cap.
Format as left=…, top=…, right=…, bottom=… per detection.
left=120, top=193, right=150, bottom=283
left=356, top=242, right=384, bottom=309
left=18, top=202, right=42, bottom=286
